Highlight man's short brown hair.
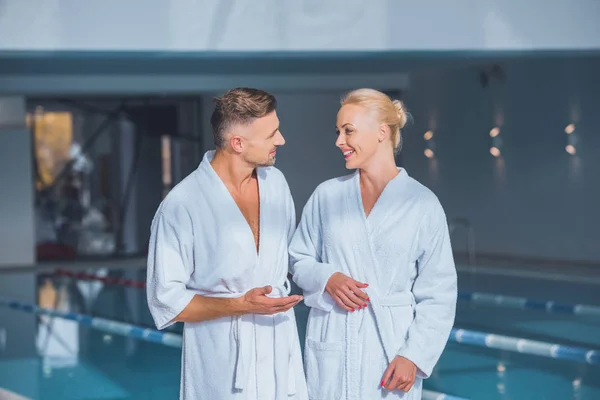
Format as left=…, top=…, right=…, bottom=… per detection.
left=210, top=88, right=277, bottom=148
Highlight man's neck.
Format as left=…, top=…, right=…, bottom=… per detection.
left=210, top=149, right=256, bottom=192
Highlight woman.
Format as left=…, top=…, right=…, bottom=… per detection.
left=290, top=89, right=457, bottom=399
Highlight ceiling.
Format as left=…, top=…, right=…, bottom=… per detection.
left=0, top=50, right=598, bottom=97
left=1, top=49, right=598, bottom=75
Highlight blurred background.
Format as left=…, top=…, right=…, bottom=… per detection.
left=0, top=1, right=599, bottom=399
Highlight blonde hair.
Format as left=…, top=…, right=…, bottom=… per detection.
left=341, top=88, right=408, bottom=153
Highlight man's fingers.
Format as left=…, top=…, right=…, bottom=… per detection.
left=254, top=295, right=301, bottom=313
left=267, top=295, right=302, bottom=307
left=283, top=297, right=303, bottom=308
left=264, top=298, right=303, bottom=314
left=261, top=285, right=273, bottom=295
left=277, top=296, right=304, bottom=310
left=248, top=285, right=272, bottom=297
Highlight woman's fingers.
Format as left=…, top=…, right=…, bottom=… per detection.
left=350, top=286, right=370, bottom=302
left=333, top=294, right=355, bottom=312
left=381, top=363, right=394, bottom=389
left=397, top=380, right=413, bottom=392
left=325, top=272, right=371, bottom=312
left=344, top=287, right=368, bottom=308
left=351, top=278, right=369, bottom=289
left=336, top=292, right=361, bottom=311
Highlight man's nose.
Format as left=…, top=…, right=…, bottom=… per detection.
left=276, top=131, right=285, bottom=146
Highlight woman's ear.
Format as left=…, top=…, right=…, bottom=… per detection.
left=379, top=124, right=389, bottom=142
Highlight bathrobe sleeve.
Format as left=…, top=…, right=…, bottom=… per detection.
left=396, top=197, right=458, bottom=378
left=146, top=209, right=196, bottom=330
left=289, top=190, right=341, bottom=312
left=286, top=185, right=296, bottom=249
left=286, top=184, right=297, bottom=277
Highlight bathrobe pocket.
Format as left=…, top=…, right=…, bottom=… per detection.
left=305, top=338, right=345, bottom=400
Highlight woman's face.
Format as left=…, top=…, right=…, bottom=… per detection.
left=335, top=104, right=384, bottom=170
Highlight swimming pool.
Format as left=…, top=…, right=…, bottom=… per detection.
left=0, top=262, right=598, bottom=399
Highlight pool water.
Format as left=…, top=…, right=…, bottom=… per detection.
left=0, top=266, right=599, bottom=399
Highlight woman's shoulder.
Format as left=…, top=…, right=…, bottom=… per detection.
left=400, top=175, right=448, bottom=231
left=404, top=175, right=439, bottom=203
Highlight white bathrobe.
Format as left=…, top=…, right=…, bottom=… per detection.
left=146, top=150, right=308, bottom=400
left=290, top=168, right=457, bottom=400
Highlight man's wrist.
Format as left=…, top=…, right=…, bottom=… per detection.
left=230, top=295, right=249, bottom=316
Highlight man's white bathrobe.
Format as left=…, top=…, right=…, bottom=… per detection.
left=146, top=150, right=308, bottom=400
left=290, top=168, right=457, bottom=400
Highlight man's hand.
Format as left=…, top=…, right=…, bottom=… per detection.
left=175, top=286, right=303, bottom=323
left=239, top=286, right=303, bottom=315
left=381, top=356, right=417, bottom=393
left=325, top=272, right=369, bottom=312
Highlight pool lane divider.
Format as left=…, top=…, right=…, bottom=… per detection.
left=2, top=297, right=599, bottom=367
left=459, top=291, right=600, bottom=317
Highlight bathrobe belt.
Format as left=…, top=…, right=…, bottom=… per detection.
left=368, top=290, right=415, bottom=364
left=193, top=278, right=295, bottom=395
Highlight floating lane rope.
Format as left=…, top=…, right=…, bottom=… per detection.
left=1, top=298, right=471, bottom=399
left=458, top=291, right=600, bottom=318
left=0, top=298, right=181, bottom=348
left=450, top=328, right=599, bottom=365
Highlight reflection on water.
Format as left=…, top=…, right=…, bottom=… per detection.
left=37, top=279, right=79, bottom=370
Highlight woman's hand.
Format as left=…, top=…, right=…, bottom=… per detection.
left=381, top=356, right=417, bottom=393
left=325, top=272, right=369, bottom=312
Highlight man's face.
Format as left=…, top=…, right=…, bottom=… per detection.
left=239, top=111, right=285, bottom=167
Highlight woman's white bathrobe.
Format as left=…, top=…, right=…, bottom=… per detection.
left=146, top=150, right=308, bottom=400
left=290, top=168, right=457, bottom=400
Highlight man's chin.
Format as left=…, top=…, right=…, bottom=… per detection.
left=257, top=157, right=276, bottom=167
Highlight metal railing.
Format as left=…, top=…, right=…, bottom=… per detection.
left=449, top=217, right=476, bottom=267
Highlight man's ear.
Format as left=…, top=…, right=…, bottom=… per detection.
left=230, top=135, right=244, bottom=153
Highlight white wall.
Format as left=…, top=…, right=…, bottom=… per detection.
left=400, top=57, right=600, bottom=262
left=0, top=97, right=37, bottom=365
left=0, top=96, right=35, bottom=267
left=1, top=0, right=599, bottom=51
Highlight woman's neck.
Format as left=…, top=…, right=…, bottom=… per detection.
left=359, top=154, right=399, bottom=193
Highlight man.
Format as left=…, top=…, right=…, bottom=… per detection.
left=146, top=88, right=308, bottom=400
